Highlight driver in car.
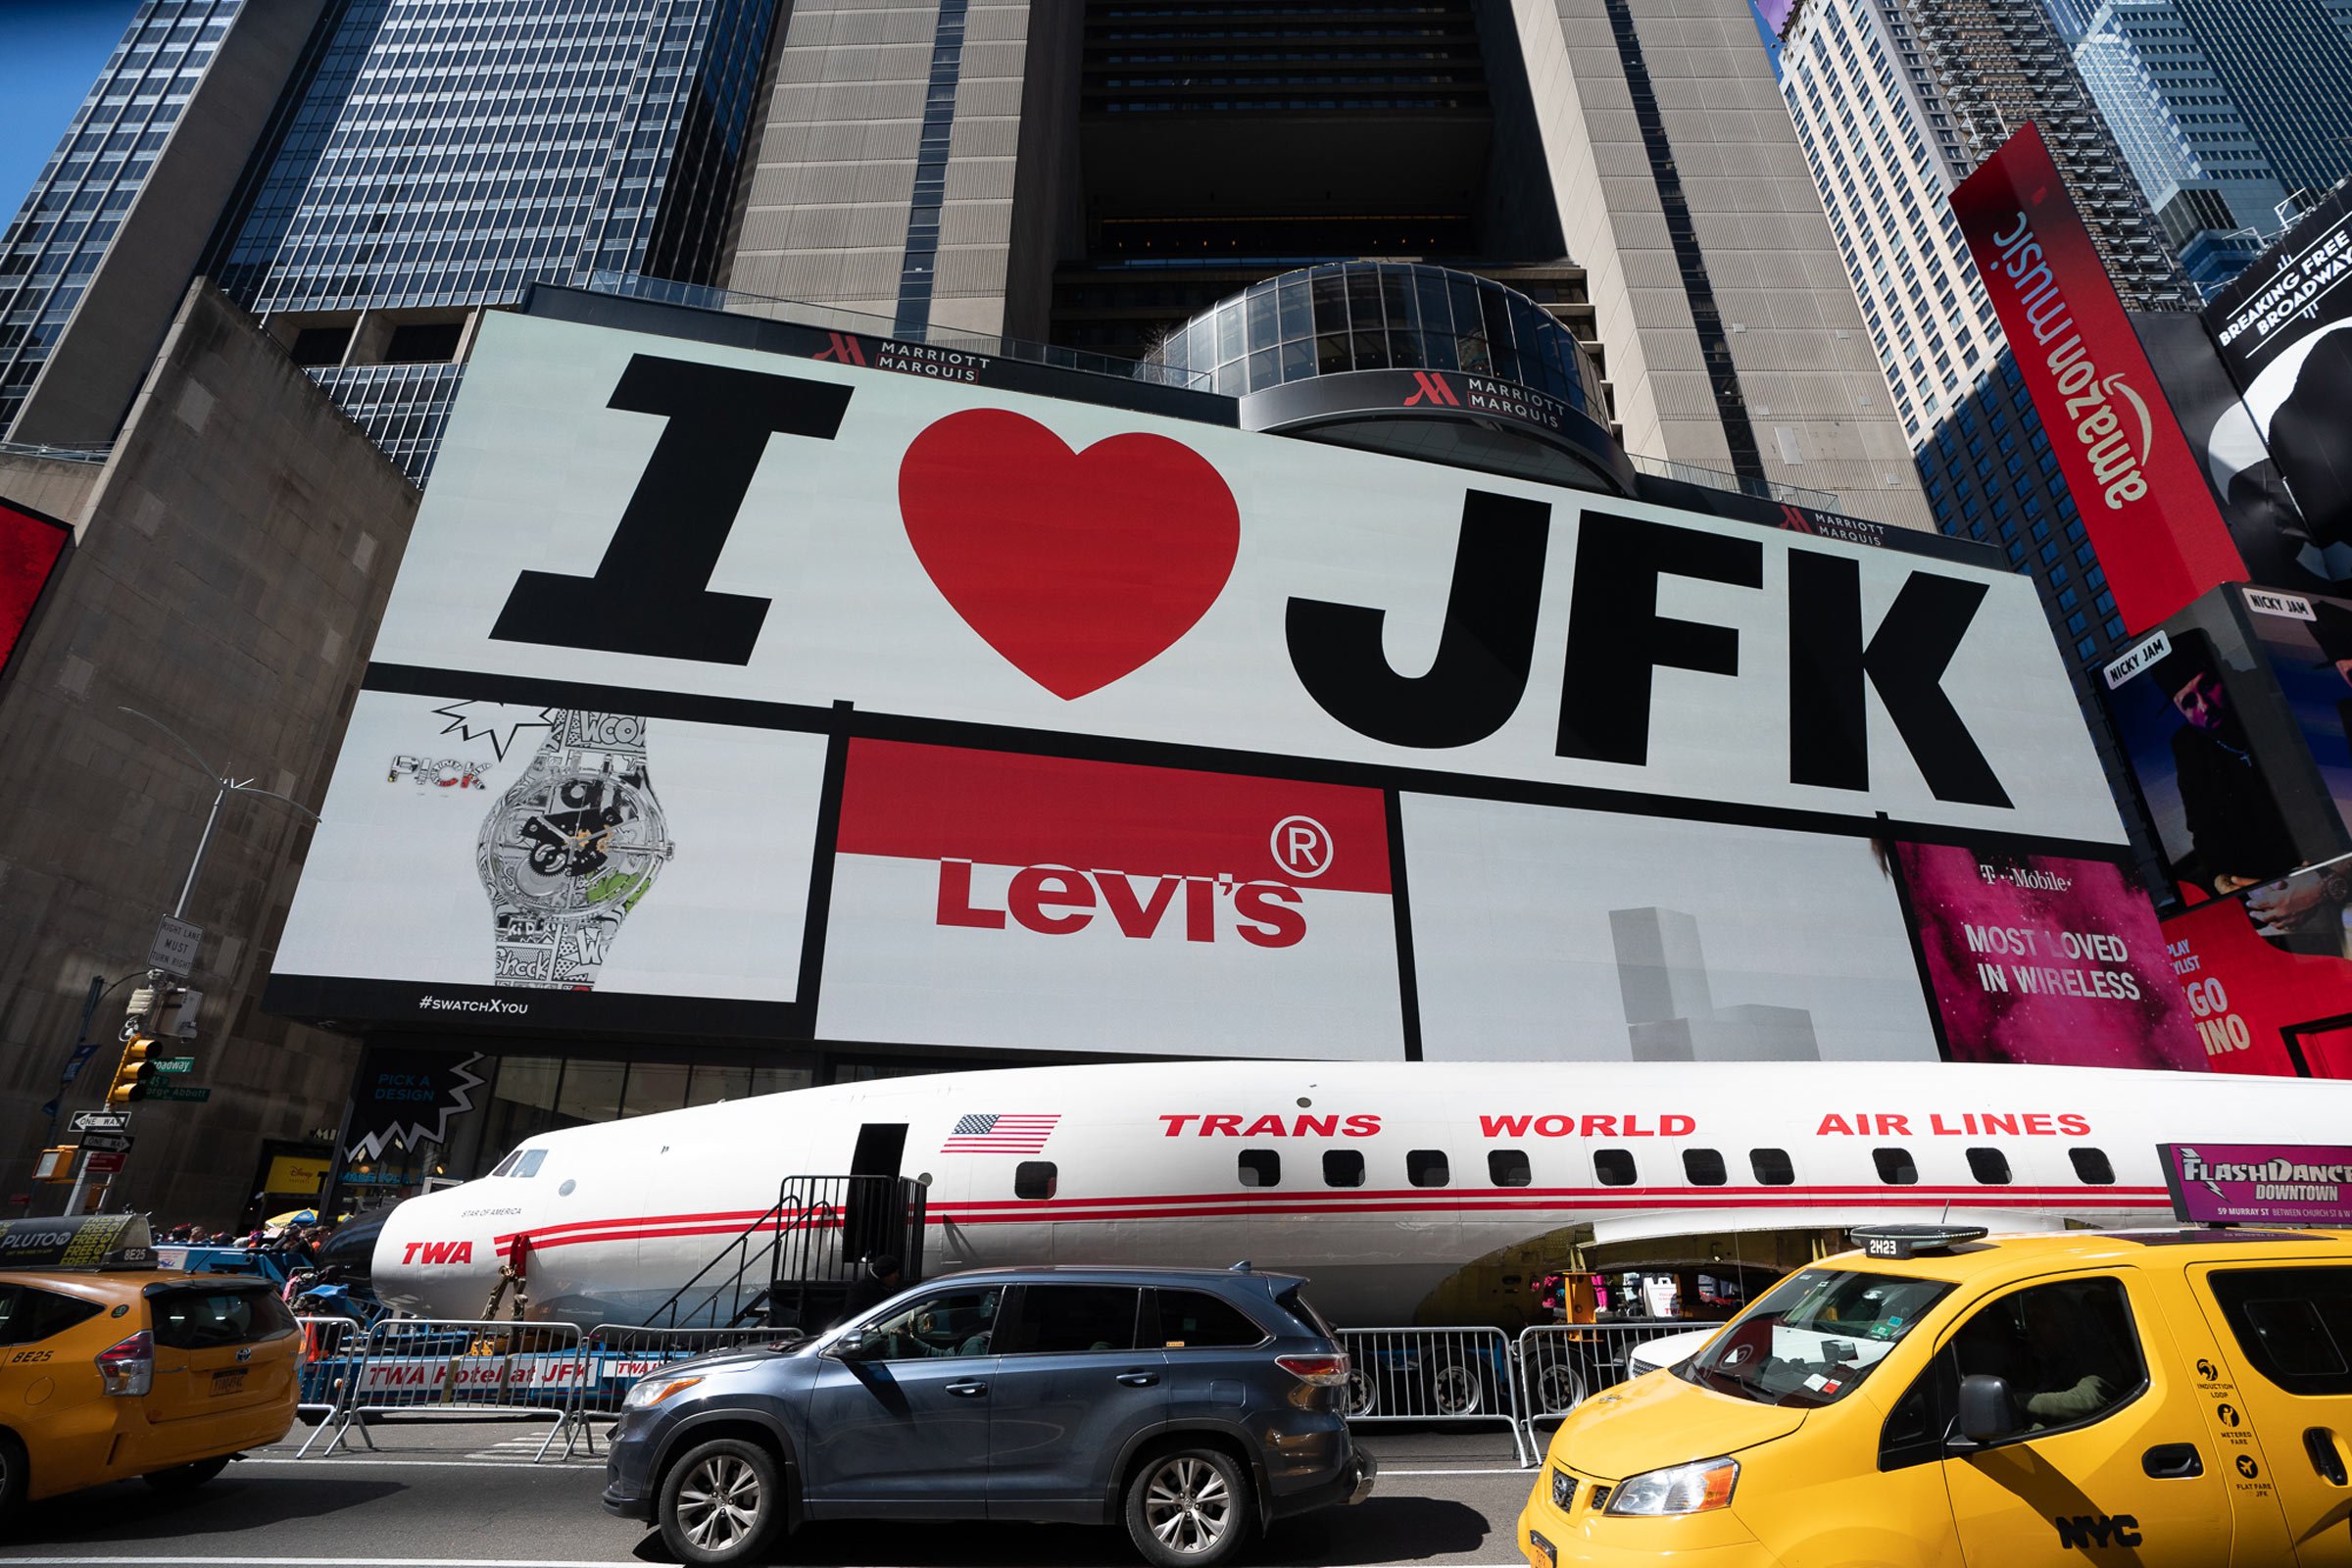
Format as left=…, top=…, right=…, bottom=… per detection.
left=872, top=1292, right=997, bottom=1358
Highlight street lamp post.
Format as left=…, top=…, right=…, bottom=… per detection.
left=61, top=709, right=325, bottom=1213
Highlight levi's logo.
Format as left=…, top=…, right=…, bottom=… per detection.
left=937, top=861, right=1306, bottom=948
left=401, top=1241, right=475, bottom=1265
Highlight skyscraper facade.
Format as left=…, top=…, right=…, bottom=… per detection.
left=4, top=0, right=786, bottom=481
left=2071, top=0, right=2290, bottom=292
left=1908, top=0, right=2198, bottom=310
left=0, top=0, right=325, bottom=445
left=721, top=0, right=1934, bottom=527
left=2163, top=0, right=2352, bottom=202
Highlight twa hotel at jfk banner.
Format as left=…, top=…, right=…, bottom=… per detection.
left=267, top=293, right=2202, bottom=1071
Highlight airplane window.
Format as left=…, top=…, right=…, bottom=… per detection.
left=490, top=1152, right=520, bottom=1177
left=1490, top=1149, right=1532, bottom=1188
left=1407, top=1150, right=1449, bottom=1188
left=1967, top=1147, right=2012, bottom=1185
left=1683, top=1149, right=1727, bottom=1186
left=2070, top=1148, right=2115, bottom=1185
left=1873, top=1147, right=1919, bottom=1185
left=1322, top=1150, right=1365, bottom=1188
left=1239, top=1149, right=1281, bottom=1188
left=1750, top=1148, right=1794, bottom=1185
left=1593, top=1149, right=1636, bottom=1187
left=1015, top=1160, right=1057, bottom=1200
left=509, top=1150, right=547, bottom=1178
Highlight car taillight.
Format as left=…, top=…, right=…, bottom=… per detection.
left=97, top=1330, right=153, bottom=1396
left=1276, top=1352, right=1350, bottom=1387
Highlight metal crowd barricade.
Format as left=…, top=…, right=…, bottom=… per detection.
left=1514, top=1320, right=1722, bottom=1437
left=572, top=1325, right=794, bottom=1435
left=1338, top=1327, right=1533, bottom=1465
left=294, top=1315, right=359, bottom=1427
left=297, top=1317, right=591, bottom=1460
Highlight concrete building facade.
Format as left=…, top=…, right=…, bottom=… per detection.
left=0, top=282, right=417, bottom=1224
left=725, top=0, right=1933, bottom=527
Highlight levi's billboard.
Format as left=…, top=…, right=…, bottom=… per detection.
left=267, top=302, right=2127, bottom=1051
left=1950, top=122, right=2245, bottom=633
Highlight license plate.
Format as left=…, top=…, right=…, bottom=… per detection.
left=1526, top=1529, right=1556, bottom=1568
left=210, top=1370, right=247, bottom=1396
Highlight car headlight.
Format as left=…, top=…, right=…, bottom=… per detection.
left=622, top=1375, right=703, bottom=1410
left=1603, top=1456, right=1738, bottom=1516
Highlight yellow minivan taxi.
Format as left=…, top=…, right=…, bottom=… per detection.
left=1520, top=1225, right=2352, bottom=1567
left=0, top=1214, right=300, bottom=1520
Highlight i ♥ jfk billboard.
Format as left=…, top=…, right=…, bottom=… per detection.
left=267, top=293, right=2169, bottom=1066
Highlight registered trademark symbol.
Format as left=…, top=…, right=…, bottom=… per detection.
left=1271, top=815, right=1334, bottom=879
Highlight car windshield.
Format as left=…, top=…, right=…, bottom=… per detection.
left=1677, top=1267, right=1952, bottom=1408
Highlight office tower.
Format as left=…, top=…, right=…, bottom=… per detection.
left=723, top=0, right=1933, bottom=528
left=3, top=0, right=786, bottom=481
left=0, top=1, right=325, bottom=445
left=1908, top=0, right=2198, bottom=311
left=2072, top=0, right=2291, bottom=292
left=2162, top=0, right=2352, bottom=202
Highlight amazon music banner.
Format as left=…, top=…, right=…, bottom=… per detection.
left=1950, top=122, right=2244, bottom=632
left=268, top=291, right=2140, bottom=1055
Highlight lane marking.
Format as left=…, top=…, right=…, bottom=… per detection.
left=1375, top=1467, right=1536, bottom=1476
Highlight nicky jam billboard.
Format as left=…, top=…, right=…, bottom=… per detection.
left=266, top=296, right=2189, bottom=1068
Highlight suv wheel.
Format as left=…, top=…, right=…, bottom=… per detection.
left=1125, top=1446, right=1256, bottom=1568
left=659, top=1437, right=783, bottom=1566
left=1343, top=1366, right=1380, bottom=1418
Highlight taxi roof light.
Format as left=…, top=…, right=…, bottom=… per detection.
left=1848, top=1224, right=1988, bottom=1260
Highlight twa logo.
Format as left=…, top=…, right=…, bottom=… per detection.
left=812, top=332, right=868, bottom=367
left=936, top=861, right=1306, bottom=948
left=1401, top=371, right=1460, bottom=408
left=400, top=1240, right=475, bottom=1265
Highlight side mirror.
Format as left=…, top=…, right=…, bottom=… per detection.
left=1956, top=1373, right=2022, bottom=1445
left=831, top=1329, right=874, bottom=1360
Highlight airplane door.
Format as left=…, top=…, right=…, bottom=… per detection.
left=844, top=1122, right=907, bottom=1268
left=1938, top=1271, right=2233, bottom=1567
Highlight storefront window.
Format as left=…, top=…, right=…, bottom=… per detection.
left=553, top=1059, right=626, bottom=1127
left=685, top=1064, right=753, bottom=1105
left=619, top=1062, right=691, bottom=1118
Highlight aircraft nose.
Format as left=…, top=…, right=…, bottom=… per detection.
left=372, top=1189, right=504, bottom=1320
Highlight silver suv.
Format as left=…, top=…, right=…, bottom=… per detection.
left=602, top=1264, right=1376, bottom=1566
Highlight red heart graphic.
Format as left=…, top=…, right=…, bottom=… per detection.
left=898, top=409, right=1242, bottom=700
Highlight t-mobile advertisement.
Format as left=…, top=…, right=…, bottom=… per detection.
left=0, top=499, right=69, bottom=685
left=2164, top=858, right=2352, bottom=1078
left=1949, top=122, right=2244, bottom=632
left=1401, top=796, right=1938, bottom=1063
left=1896, top=844, right=2200, bottom=1069
left=817, top=741, right=1403, bottom=1058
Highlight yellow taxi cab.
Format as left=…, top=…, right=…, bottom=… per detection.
left=0, top=1213, right=300, bottom=1520
left=1519, top=1223, right=2352, bottom=1567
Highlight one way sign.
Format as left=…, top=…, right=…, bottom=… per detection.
left=71, top=1111, right=130, bottom=1133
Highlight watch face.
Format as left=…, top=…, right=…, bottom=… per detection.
left=477, top=715, right=669, bottom=988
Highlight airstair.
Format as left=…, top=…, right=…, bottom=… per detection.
left=640, top=1173, right=927, bottom=1331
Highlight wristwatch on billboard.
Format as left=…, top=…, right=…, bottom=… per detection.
left=475, top=711, right=671, bottom=990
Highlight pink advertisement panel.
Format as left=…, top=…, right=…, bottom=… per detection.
left=1897, top=843, right=2202, bottom=1068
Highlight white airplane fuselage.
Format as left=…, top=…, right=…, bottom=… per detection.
left=372, top=1058, right=2352, bottom=1328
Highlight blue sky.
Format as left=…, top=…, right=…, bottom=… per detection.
left=0, top=2, right=140, bottom=220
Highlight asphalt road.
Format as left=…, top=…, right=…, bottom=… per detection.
left=0, top=1421, right=1540, bottom=1568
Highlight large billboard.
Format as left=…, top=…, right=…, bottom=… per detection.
left=2204, top=185, right=2352, bottom=576
left=2163, top=857, right=2352, bottom=1078
left=1949, top=122, right=2245, bottom=633
left=0, top=499, right=70, bottom=686
left=269, top=294, right=2145, bottom=1064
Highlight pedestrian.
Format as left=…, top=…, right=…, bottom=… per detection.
left=834, top=1253, right=903, bottom=1327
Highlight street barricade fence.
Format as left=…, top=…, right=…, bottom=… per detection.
left=296, top=1317, right=593, bottom=1460
left=1337, top=1327, right=1533, bottom=1465
left=573, top=1325, right=793, bottom=1426
left=294, top=1315, right=360, bottom=1426
left=1514, top=1320, right=1721, bottom=1437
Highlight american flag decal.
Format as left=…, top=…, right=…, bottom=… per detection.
left=943, top=1112, right=1060, bottom=1152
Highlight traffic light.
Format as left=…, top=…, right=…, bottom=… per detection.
left=106, top=1034, right=157, bottom=1106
